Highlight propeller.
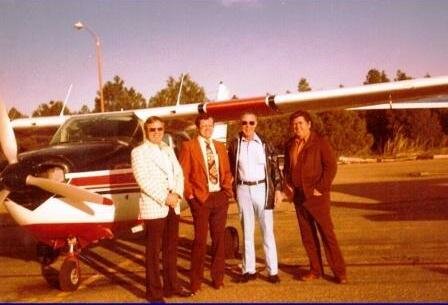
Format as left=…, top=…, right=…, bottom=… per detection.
left=0, top=98, right=111, bottom=206
left=0, top=189, right=10, bottom=205
left=25, top=175, right=110, bottom=205
left=0, top=98, right=18, bottom=164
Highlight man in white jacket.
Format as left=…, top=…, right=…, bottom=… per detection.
left=132, top=116, right=192, bottom=302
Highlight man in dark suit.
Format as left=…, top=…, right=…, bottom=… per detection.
left=179, top=114, right=234, bottom=294
left=283, top=110, right=347, bottom=284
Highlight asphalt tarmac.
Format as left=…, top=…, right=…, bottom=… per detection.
left=0, top=159, right=447, bottom=302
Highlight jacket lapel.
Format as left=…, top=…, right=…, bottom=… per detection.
left=193, top=137, right=208, bottom=176
left=147, top=144, right=169, bottom=174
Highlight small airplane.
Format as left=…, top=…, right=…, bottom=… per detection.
left=1, top=76, right=448, bottom=291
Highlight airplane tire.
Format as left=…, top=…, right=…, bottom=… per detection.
left=224, top=226, right=239, bottom=259
left=59, top=258, right=81, bottom=291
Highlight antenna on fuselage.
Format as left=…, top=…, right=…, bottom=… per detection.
left=171, top=74, right=185, bottom=114
left=176, top=74, right=185, bottom=107
left=60, top=83, right=73, bottom=116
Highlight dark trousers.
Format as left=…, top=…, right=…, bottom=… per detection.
left=293, top=188, right=346, bottom=278
left=189, top=191, right=229, bottom=291
left=144, top=208, right=180, bottom=300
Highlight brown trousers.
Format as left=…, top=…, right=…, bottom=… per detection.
left=293, top=188, right=346, bottom=278
left=189, top=191, right=229, bottom=291
left=144, top=207, right=180, bottom=300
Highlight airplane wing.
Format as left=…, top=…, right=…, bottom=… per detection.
left=9, top=75, right=448, bottom=131
left=134, top=75, right=448, bottom=122
left=11, top=115, right=70, bottom=129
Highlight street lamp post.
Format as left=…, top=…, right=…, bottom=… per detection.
left=74, top=21, right=105, bottom=113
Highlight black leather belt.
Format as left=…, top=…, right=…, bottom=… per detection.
left=238, top=179, right=266, bottom=186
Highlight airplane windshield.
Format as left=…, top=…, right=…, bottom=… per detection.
left=50, top=114, right=141, bottom=145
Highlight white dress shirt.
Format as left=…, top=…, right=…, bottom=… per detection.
left=238, top=133, right=266, bottom=182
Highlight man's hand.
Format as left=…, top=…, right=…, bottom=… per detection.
left=274, top=190, right=284, bottom=206
left=166, top=192, right=180, bottom=208
left=283, top=183, right=294, bottom=201
left=313, top=189, right=322, bottom=196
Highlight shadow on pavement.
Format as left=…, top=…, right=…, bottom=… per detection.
left=332, top=178, right=448, bottom=221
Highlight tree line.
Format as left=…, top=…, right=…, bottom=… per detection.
left=8, top=69, right=448, bottom=157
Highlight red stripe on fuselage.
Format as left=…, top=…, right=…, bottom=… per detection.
left=24, top=220, right=141, bottom=249
left=205, top=96, right=276, bottom=120
left=70, top=172, right=136, bottom=187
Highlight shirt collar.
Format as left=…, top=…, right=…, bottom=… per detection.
left=198, top=135, right=212, bottom=144
left=145, top=140, right=167, bottom=149
left=241, top=133, right=261, bottom=143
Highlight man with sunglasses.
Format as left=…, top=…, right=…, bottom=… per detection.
left=228, top=112, right=283, bottom=284
left=179, top=114, right=234, bottom=294
left=131, top=116, right=193, bottom=302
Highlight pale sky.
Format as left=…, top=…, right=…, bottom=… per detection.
left=1, top=0, right=448, bottom=115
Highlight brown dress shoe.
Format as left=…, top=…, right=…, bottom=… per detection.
left=300, top=272, right=320, bottom=281
left=213, top=281, right=224, bottom=290
left=165, top=287, right=194, bottom=298
left=336, top=276, right=348, bottom=284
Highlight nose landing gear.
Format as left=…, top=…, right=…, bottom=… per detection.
left=39, top=237, right=82, bottom=291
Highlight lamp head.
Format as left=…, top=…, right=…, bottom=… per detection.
left=74, top=21, right=84, bottom=30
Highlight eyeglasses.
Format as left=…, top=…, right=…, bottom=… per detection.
left=241, top=121, right=256, bottom=126
left=148, top=127, right=164, bottom=132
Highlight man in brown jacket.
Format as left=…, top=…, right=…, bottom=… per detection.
left=283, top=110, right=347, bottom=284
left=179, top=114, right=234, bottom=294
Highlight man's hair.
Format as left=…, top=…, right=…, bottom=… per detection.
left=240, top=111, right=257, bottom=121
left=289, top=110, right=312, bottom=125
left=195, top=113, right=214, bottom=127
left=144, top=116, right=164, bottom=126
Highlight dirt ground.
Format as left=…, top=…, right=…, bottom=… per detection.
left=0, top=159, right=447, bottom=302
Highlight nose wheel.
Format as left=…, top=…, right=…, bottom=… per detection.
left=59, top=257, right=81, bottom=291
left=40, top=237, right=82, bottom=291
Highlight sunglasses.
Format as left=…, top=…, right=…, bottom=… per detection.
left=148, top=127, right=164, bottom=132
left=241, top=121, right=256, bottom=126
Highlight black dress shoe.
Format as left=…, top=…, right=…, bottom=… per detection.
left=268, top=274, right=280, bottom=283
left=240, top=272, right=257, bottom=283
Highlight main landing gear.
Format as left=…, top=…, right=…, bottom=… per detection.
left=38, top=237, right=82, bottom=291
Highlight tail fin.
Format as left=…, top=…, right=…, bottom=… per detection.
left=212, top=81, right=230, bottom=143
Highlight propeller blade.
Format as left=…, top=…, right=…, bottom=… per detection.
left=0, top=99, right=18, bottom=164
left=25, top=175, right=110, bottom=205
left=0, top=189, right=10, bottom=205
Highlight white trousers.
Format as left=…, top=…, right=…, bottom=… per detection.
left=237, top=183, right=278, bottom=275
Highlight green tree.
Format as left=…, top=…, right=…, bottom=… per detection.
left=394, top=69, right=412, bottom=81
left=361, top=68, right=391, bottom=153
left=363, top=69, right=390, bottom=84
left=78, top=104, right=91, bottom=114
left=436, top=109, right=448, bottom=135
left=94, top=75, right=146, bottom=112
left=149, top=74, right=206, bottom=107
left=297, top=78, right=312, bottom=92
left=32, top=101, right=71, bottom=117
left=317, top=111, right=373, bottom=156
left=8, top=107, right=27, bottom=119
